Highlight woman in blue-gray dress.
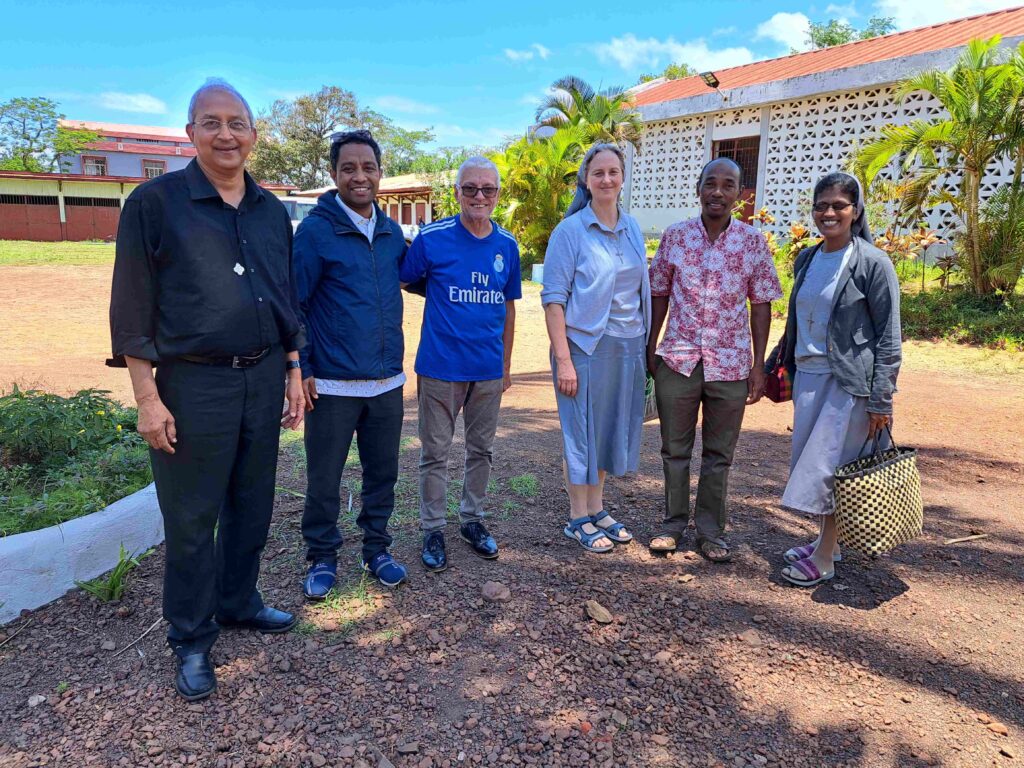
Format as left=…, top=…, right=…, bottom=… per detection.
left=778, top=172, right=902, bottom=586
left=541, top=143, right=651, bottom=553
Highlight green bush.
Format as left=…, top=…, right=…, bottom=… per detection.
left=0, top=388, right=151, bottom=536
left=901, top=289, right=1024, bottom=350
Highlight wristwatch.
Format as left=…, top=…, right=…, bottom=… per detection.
left=286, top=360, right=302, bottom=371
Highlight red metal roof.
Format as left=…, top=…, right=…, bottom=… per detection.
left=60, top=120, right=190, bottom=143
left=86, top=141, right=198, bottom=157
left=0, top=170, right=147, bottom=183
left=0, top=169, right=297, bottom=192
left=634, top=6, right=1024, bottom=106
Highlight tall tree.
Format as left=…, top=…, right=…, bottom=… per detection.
left=803, top=16, right=895, bottom=50
left=637, top=62, right=697, bottom=85
left=247, top=86, right=433, bottom=189
left=0, top=97, right=98, bottom=172
left=535, top=76, right=643, bottom=151
left=853, top=37, right=1024, bottom=295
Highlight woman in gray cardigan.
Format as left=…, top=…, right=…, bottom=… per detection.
left=778, top=172, right=901, bottom=586
left=541, top=144, right=652, bottom=553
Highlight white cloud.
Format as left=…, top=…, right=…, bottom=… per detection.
left=427, top=122, right=520, bottom=148
left=712, top=26, right=738, bottom=37
left=504, top=43, right=552, bottom=62
left=871, top=0, right=1018, bottom=29
left=593, top=34, right=755, bottom=72
left=97, top=92, right=167, bottom=114
left=755, top=12, right=812, bottom=53
left=372, top=95, right=438, bottom=115
left=825, top=3, right=859, bottom=19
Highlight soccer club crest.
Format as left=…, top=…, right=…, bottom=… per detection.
left=493, top=253, right=504, bottom=273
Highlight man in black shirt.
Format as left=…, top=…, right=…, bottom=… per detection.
left=109, top=79, right=305, bottom=701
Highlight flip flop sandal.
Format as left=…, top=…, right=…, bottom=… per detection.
left=783, top=544, right=842, bottom=564
left=563, top=515, right=614, bottom=553
left=648, top=534, right=679, bottom=552
left=781, top=557, right=835, bottom=587
left=699, top=538, right=732, bottom=563
left=591, top=511, right=633, bottom=543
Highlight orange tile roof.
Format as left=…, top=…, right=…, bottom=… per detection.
left=634, top=6, right=1024, bottom=106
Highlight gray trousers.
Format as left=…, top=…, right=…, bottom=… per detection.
left=654, top=358, right=748, bottom=543
left=417, top=375, right=503, bottom=531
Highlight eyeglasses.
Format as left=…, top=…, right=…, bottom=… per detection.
left=193, top=119, right=252, bottom=135
left=459, top=185, right=499, bottom=199
left=812, top=201, right=854, bottom=213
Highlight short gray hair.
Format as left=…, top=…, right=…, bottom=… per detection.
left=187, top=78, right=255, bottom=126
left=456, top=156, right=501, bottom=187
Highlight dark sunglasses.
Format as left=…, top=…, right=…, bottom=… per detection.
left=459, top=184, right=499, bottom=199
left=813, top=201, right=854, bottom=213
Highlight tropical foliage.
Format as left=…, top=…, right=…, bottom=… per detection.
left=492, top=125, right=587, bottom=265
left=852, top=36, right=1024, bottom=295
left=489, top=76, right=646, bottom=265
left=534, top=76, right=643, bottom=150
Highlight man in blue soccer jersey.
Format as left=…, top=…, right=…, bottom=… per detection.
left=399, top=156, right=522, bottom=572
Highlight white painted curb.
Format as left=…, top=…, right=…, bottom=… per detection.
left=0, top=483, right=163, bottom=625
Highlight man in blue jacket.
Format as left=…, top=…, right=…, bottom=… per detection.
left=292, top=130, right=408, bottom=595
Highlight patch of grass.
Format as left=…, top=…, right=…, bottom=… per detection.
left=292, top=620, right=319, bottom=636
left=0, top=240, right=115, bottom=266
left=75, top=545, right=151, bottom=602
left=373, top=628, right=401, bottom=643
left=500, top=498, right=518, bottom=519
left=56, top=681, right=69, bottom=694
left=507, top=473, right=539, bottom=497
left=901, top=289, right=1024, bottom=351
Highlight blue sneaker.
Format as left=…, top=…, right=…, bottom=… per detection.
left=302, top=559, right=337, bottom=600
left=363, top=551, right=408, bottom=587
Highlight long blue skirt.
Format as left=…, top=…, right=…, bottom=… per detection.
left=552, top=333, right=646, bottom=486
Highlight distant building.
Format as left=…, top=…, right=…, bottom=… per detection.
left=298, top=172, right=438, bottom=225
left=59, top=120, right=196, bottom=179
left=623, top=7, right=1024, bottom=237
left=0, top=170, right=295, bottom=241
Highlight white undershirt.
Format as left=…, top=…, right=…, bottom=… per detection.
left=314, top=196, right=405, bottom=398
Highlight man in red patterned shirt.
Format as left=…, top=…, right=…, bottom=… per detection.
left=647, top=158, right=782, bottom=562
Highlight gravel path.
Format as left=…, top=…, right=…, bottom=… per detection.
left=1, top=267, right=1022, bottom=767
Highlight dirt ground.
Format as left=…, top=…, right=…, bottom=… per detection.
left=1, top=264, right=1022, bottom=768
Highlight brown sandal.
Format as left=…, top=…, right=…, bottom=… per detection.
left=649, top=534, right=679, bottom=553
left=699, top=538, right=732, bottom=563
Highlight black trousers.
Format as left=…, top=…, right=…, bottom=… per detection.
left=150, top=352, right=285, bottom=657
left=302, top=386, right=403, bottom=563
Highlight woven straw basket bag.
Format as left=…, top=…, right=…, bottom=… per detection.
left=833, top=427, right=923, bottom=556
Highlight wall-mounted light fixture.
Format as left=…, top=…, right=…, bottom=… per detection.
left=700, top=71, right=728, bottom=101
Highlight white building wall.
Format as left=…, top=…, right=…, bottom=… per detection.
left=627, top=39, right=1021, bottom=241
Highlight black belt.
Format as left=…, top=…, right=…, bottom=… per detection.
left=178, top=347, right=271, bottom=368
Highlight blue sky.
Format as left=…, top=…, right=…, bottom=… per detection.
left=1, top=0, right=1017, bottom=150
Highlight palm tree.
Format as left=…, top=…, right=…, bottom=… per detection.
left=492, top=125, right=587, bottom=261
left=852, top=37, right=1024, bottom=295
left=535, top=76, right=643, bottom=151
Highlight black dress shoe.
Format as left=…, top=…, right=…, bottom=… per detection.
left=459, top=521, right=499, bottom=559
left=218, top=606, right=297, bottom=634
left=175, top=652, right=216, bottom=701
left=422, top=530, right=448, bottom=572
